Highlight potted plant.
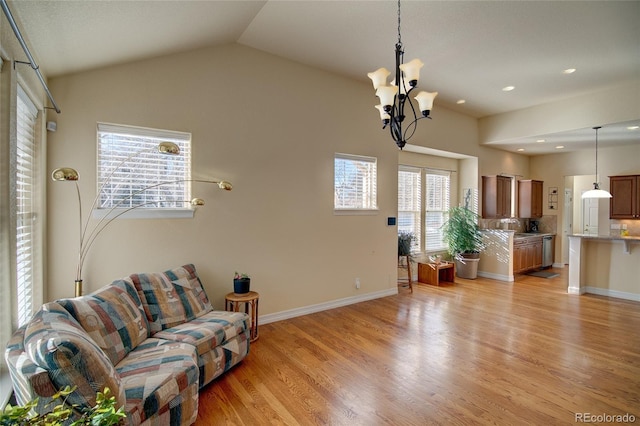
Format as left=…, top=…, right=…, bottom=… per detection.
left=397, top=231, right=416, bottom=258
left=441, top=206, right=484, bottom=279
left=233, top=272, right=251, bottom=294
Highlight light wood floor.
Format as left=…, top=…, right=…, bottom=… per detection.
left=196, top=269, right=640, bottom=425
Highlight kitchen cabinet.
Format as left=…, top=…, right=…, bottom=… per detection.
left=482, top=175, right=512, bottom=218
left=518, top=180, right=543, bottom=218
left=513, top=236, right=543, bottom=273
left=610, top=175, right=640, bottom=219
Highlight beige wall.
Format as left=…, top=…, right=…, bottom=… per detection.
left=47, top=43, right=493, bottom=314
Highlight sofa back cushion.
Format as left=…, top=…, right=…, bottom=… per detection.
left=126, top=264, right=213, bottom=334
left=58, top=279, right=149, bottom=365
left=23, top=302, right=126, bottom=410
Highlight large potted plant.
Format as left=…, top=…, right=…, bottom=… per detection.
left=441, top=206, right=484, bottom=279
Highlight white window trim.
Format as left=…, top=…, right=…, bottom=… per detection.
left=334, top=152, right=379, bottom=213
left=96, top=122, right=193, bottom=219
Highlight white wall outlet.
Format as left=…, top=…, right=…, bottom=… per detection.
left=355, top=278, right=361, bottom=289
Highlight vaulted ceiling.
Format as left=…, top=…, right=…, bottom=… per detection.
left=6, top=0, right=640, bottom=155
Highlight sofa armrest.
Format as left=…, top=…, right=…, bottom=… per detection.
left=22, top=302, right=126, bottom=411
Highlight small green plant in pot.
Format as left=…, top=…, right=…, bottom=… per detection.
left=397, top=231, right=416, bottom=258
left=233, top=272, right=251, bottom=294
left=441, top=206, right=484, bottom=279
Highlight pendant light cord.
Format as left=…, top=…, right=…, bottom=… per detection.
left=593, top=126, right=601, bottom=184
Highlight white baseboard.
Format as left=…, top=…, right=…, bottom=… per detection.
left=583, top=287, right=640, bottom=302
left=477, top=271, right=514, bottom=282
left=260, top=287, right=398, bottom=325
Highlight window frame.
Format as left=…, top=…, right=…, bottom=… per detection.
left=424, top=169, right=451, bottom=252
left=95, top=122, right=194, bottom=220
left=334, top=153, right=378, bottom=214
left=398, top=166, right=422, bottom=251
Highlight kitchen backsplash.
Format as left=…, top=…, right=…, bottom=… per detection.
left=479, top=215, right=558, bottom=234
left=610, top=220, right=640, bottom=237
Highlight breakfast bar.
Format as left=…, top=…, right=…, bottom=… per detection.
left=567, top=234, right=640, bottom=301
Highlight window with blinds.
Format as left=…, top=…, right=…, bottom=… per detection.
left=425, top=170, right=450, bottom=251
left=334, top=153, right=377, bottom=210
left=16, top=86, right=39, bottom=327
left=97, top=123, right=191, bottom=212
left=398, top=166, right=421, bottom=251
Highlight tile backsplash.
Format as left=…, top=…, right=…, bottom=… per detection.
left=610, top=220, right=640, bottom=237
left=479, top=215, right=558, bottom=234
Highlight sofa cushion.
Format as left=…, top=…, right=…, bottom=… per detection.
left=153, top=310, right=250, bottom=387
left=153, top=311, right=249, bottom=357
left=126, top=264, right=213, bottom=334
left=58, top=279, right=149, bottom=365
left=23, top=302, right=126, bottom=411
left=115, top=338, right=199, bottom=425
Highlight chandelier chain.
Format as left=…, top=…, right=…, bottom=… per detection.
left=397, top=0, right=402, bottom=45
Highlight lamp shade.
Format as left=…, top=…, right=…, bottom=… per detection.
left=158, top=141, right=180, bottom=155
left=414, top=91, right=438, bottom=115
left=582, top=184, right=612, bottom=199
left=51, top=167, right=79, bottom=181
left=399, top=58, right=424, bottom=85
left=367, top=68, right=391, bottom=90
left=376, top=85, right=398, bottom=110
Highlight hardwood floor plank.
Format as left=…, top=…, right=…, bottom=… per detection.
left=197, top=269, right=640, bottom=424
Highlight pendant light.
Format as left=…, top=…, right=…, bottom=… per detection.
left=581, top=126, right=612, bottom=199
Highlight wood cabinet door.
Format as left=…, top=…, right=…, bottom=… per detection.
left=513, top=243, right=524, bottom=273
left=610, top=175, right=638, bottom=219
left=482, top=176, right=512, bottom=219
left=517, top=180, right=543, bottom=218
left=533, top=240, right=543, bottom=268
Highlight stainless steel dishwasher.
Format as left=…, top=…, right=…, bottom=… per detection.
left=542, top=235, right=554, bottom=268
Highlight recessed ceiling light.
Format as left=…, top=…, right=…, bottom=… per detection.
left=456, top=99, right=466, bottom=104
left=556, top=145, right=565, bottom=149
left=502, top=86, right=515, bottom=92
left=536, top=139, right=545, bottom=143
left=627, top=125, right=639, bottom=130
left=563, top=68, right=576, bottom=74
left=517, top=148, right=525, bottom=152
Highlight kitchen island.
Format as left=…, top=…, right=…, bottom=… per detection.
left=478, top=230, right=555, bottom=282
left=567, top=234, right=640, bottom=301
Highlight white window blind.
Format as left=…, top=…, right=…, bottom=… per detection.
left=425, top=169, right=450, bottom=251
left=334, top=153, right=378, bottom=210
left=97, top=123, right=191, bottom=211
left=16, top=86, right=39, bottom=327
left=398, top=166, right=421, bottom=251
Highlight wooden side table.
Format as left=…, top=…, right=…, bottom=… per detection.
left=225, top=291, right=259, bottom=342
left=417, top=262, right=455, bottom=286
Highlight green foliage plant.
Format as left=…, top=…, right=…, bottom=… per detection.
left=441, top=206, right=484, bottom=260
left=397, top=231, right=416, bottom=257
left=1, top=386, right=126, bottom=426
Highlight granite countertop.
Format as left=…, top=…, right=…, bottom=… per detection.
left=569, top=234, right=640, bottom=241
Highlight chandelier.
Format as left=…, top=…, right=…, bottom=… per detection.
left=368, top=0, right=437, bottom=150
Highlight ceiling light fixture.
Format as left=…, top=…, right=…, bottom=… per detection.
left=555, top=145, right=565, bottom=149
left=502, top=86, right=515, bottom=92
left=582, top=126, right=612, bottom=199
left=456, top=99, right=466, bottom=105
left=517, top=148, right=525, bottom=152
left=368, top=0, right=437, bottom=150
left=563, top=68, right=576, bottom=74
left=536, top=139, right=546, bottom=143
left=627, top=125, right=639, bottom=130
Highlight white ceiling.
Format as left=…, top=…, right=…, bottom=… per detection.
left=5, top=0, right=640, bottom=155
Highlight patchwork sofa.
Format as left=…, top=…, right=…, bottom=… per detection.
left=5, top=264, right=250, bottom=425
